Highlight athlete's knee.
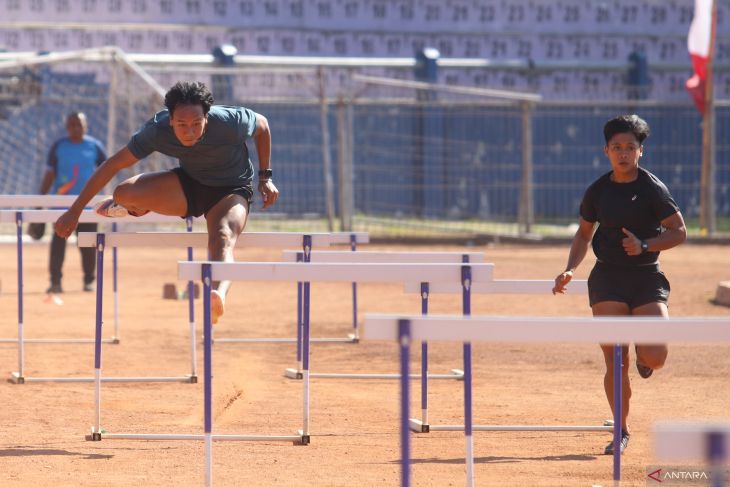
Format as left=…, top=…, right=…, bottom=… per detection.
left=113, top=181, right=136, bottom=206
left=209, top=225, right=237, bottom=252
left=639, top=346, right=668, bottom=370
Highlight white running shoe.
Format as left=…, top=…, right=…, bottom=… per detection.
left=94, top=197, right=130, bottom=218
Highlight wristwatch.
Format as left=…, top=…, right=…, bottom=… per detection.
left=258, top=168, right=273, bottom=179
left=640, top=240, right=649, bottom=253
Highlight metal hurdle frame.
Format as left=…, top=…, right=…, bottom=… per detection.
left=84, top=232, right=366, bottom=444
left=172, top=260, right=494, bottom=485
left=654, top=422, right=730, bottom=487
left=364, top=314, right=730, bottom=486
left=400, top=278, right=607, bottom=434
left=211, top=232, right=368, bottom=347
left=78, top=231, right=352, bottom=388
left=0, top=197, right=107, bottom=344
left=280, top=250, right=486, bottom=381
left=0, top=209, right=197, bottom=383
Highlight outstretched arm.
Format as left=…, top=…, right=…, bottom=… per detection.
left=553, top=217, right=596, bottom=294
left=54, top=147, right=139, bottom=238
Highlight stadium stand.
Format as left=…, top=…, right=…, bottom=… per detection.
left=0, top=0, right=727, bottom=229
left=1, top=1, right=728, bottom=100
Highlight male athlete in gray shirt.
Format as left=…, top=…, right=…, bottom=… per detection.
left=55, top=81, right=279, bottom=324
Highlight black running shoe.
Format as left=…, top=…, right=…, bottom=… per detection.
left=604, top=430, right=630, bottom=455
left=635, top=345, right=654, bottom=378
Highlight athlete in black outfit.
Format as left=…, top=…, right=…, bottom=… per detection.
left=552, top=114, right=687, bottom=455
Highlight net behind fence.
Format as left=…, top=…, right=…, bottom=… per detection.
left=1, top=52, right=728, bottom=239
left=0, top=53, right=175, bottom=197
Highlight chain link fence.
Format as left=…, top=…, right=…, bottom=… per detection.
left=1, top=50, right=727, bottom=239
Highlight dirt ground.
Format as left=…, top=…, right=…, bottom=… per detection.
left=0, top=239, right=729, bottom=487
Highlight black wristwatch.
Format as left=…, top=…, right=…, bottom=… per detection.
left=640, top=240, right=649, bottom=253
left=258, top=168, right=273, bottom=180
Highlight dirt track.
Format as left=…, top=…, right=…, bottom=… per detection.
left=1, top=241, right=729, bottom=486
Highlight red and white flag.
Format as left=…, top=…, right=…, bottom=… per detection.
left=686, top=0, right=714, bottom=114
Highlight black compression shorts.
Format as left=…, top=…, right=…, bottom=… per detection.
left=172, top=167, right=253, bottom=218
left=587, top=261, right=670, bottom=309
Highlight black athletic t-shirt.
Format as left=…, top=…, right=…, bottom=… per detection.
left=580, top=167, right=680, bottom=267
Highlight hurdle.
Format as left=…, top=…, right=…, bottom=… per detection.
left=77, top=231, right=356, bottom=388
left=400, top=277, right=603, bottom=433
left=212, top=232, right=369, bottom=347
left=0, top=209, right=197, bottom=383
left=0, top=196, right=106, bottom=343
left=364, top=314, right=730, bottom=486
left=175, top=261, right=494, bottom=485
left=280, top=250, right=485, bottom=381
left=83, top=233, right=365, bottom=444
left=654, top=422, right=730, bottom=486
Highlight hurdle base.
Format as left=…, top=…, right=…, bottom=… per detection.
left=9, top=372, right=24, bottom=384
left=284, top=368, right=303, bottom=379
left=1, top=336, right=120, bottom=344
left=409, top=419, right=430, bottom=433
left=347, top=333, right=359, bottom=343
left=215, top=336, right=358, bottom=344
left=297, top=430, right=310, bottom=446
left=449, top=368, right=464, bottom=380
left=93, top=432, right=309, bottom=443
left=86, top=428, right=103, bottom=442
left=10, top=375, right=198, bottom=383
left=425, top=424, right=614, bottom=432
left=284, top=368, right=464, bottom=381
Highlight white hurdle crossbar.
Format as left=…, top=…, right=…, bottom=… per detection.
left=84, top=233, right=363, bottom=445
left=0, top=209, right=198, bottom=383
left=213, top=233, right=368, bottom=348
left=364, top=315, right=730, bottom=487
left=177, top=261, right=495, bottom=485
left=401, top=277, right=595, bottom=433
left=0, top=194, right=108, bottom=207
left=280, top=250, right=485, bottom=381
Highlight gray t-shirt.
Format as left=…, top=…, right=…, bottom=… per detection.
left=127, top=105, right=258, bottom=187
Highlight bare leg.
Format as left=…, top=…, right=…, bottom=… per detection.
left=632, top=302, right=669, bottom=370
left=113, top=171, right=187, bottom=216
left=593, top=300, right=632, bottom=433
left=204, top=194, right=250, bottom=323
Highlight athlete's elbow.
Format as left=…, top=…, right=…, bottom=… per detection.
left=677, top=225, right=687, bottom=244
left=255, top=115, right=270, bottom=136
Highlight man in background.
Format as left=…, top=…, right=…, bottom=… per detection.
left=40, top=112, right=106, bottom=293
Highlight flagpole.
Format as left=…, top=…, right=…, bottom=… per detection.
left=700, top=0, right=717, bottom=235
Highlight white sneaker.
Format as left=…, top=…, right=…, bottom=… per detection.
left=94, top=197, right=130, bottom=218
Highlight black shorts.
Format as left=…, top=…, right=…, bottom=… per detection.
left=172, top=167, right=253, bottom=218
left=587, top=262, right=670, bottom=309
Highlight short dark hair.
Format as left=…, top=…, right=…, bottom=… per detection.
left=164, top=81, right=215, bottom=117
left=603, top=114, right=650, bottom=145
left=67, top=111, right=86, bottom=120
